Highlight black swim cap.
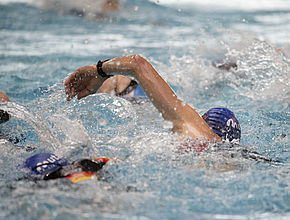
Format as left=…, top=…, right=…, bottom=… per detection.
left=0, top=109, right=10, bottom=124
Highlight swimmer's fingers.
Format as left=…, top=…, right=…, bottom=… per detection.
left=64, top=65, right=100, bottom=100
left=64, top=71, right=79, bottom=99
left=64, top=66, right=90, bottom=87
left=64, top=68, right=90, bottom=100
left=64, top=72, right=75, bottom=87
left=76, top=78, right=102, bottom=100
left=77, top=89, right=92, bottom=100
left=65, top=82, right=78, bottom=101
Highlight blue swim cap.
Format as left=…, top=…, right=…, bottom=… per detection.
left=202, top=107, right=241, bottom=142
left=24, top=153, right=68, bottom=175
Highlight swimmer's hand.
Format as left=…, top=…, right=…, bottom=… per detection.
left=64, top=65, right=107, bottom=101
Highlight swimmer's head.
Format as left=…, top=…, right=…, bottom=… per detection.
left=24, top=153, right=68, bottom=176
left=0, top=92, right=10, bottom=124
left=0, top=110, right=10, bottom=124
left=202, top=107, right=241, bottom=143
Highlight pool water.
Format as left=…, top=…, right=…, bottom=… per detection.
left=0, top=0, right=289, bottom=219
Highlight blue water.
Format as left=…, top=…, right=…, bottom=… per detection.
left=0, top=0, right=289, bottom=219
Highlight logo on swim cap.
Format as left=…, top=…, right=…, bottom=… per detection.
left=24, top=153, right=68, bottom=175
left=202, top=107, right=241, bottom=143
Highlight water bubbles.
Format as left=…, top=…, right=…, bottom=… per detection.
left=1, top=1, right=289, bottom=219
left=0, top=102, right=59, bottom=151
left=112, top=99, right=122, bottom=107
left=163, top=121, right=173, bottom=129
left=209, top=39, right=290, bottom=102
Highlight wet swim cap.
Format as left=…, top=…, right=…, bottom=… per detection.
left=202, top=107, right=241, bottom=142
left=0, top=109, right=10, bottom=124
left=24, top=153, right=68, bottom=175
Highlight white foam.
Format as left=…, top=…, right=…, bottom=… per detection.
left=150, top=0, right=290, bottom=11
left=0, top=0, right=33, bottom=4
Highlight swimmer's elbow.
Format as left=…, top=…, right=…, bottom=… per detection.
left=175, top=121, right=221, bottom=141
left=132, top=54, right=146, bottom=63
left=130, top=55, right=150, bottom=71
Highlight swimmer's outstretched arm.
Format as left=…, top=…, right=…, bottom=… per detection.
left=64, top=55, right=221, bottom=141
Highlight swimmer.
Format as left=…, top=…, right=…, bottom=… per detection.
left=34, top=0, right=119, bottom=20
left=64, top=55, right=241, bottom=144
left=23, top=153, right=110, bottom=183
left=0, top=93, right=110, bottom=181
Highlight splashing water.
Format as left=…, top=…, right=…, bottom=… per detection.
left=0, top=0, right=289, bottom=219
left=226, top=39, right=290, bottom=101
left=0, top=102, right=59, bottom=150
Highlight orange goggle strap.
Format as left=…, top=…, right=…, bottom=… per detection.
left=92, top=157, right=110, bottom=163
left=65, top=171, right=97, bottom=183
left=65, top=158, right=111, bottom=183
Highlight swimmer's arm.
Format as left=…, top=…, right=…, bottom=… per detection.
left=102, top=55, right=221, bottom=141
left=65, top=66, right=132, bottom=99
